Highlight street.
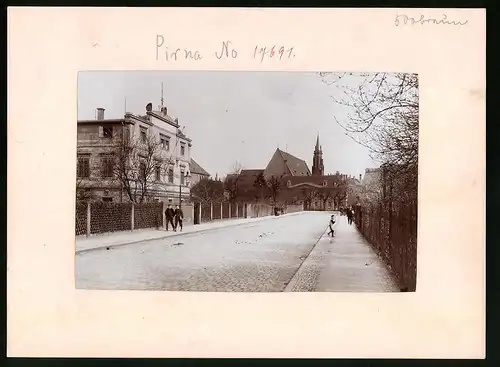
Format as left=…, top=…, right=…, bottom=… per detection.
left=76, top=212, right=398, bottom=292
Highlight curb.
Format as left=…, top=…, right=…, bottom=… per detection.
left=76, top=211, right=305, bottom=255
left=283, top=226, right=328, bottom=292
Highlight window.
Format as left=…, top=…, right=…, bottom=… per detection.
left=180, top=143, right=185, bottom=156
left=102, top=197, right=113, bottom=202
left=139, top=162, right=147, bottom=180
left=323, top=181, right=328, bottom=187
left=155, top=163, right=161, bottom=181
left=160, top=135, right=170, bottom=151
left=180, top=170, right=185, bottom=185
left=140, top=127, right=147, bottom=143
left=168, top=168, right=174, bottom=183
left=102, top=126, right=113, bottom=138
left=101, top=155, right=114, bottom=178
left=77, top=155, right=90, bottom=178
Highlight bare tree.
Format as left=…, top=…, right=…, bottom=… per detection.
left=300, top=187, right=319, bottom=210
left=316, top=188, right=335, bottom=210
left=231, top=161, right=243, bottom=174
left=333, top=190, right=348, bottom=209
left=266, top=175, right=283, bottom=206
left=223, top=160, right=243, bottom=203
left=319, top=72, right=418, bottom=203
left=253, top=172, right=267, bottom=202
left=111, top=131, right=168, bottom=203
left=190, top=177, right=224, bottom=204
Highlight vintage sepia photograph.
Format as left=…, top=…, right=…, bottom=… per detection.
left=75, top=71, right=418, bottom=292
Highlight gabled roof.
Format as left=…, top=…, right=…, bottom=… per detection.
left=278, top=149, right=311, bottom=176
left=190, top=158, right=210, bottom=176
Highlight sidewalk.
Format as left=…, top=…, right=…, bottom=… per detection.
left=76, top=212, right=303, bottom=253
left=285, top=215, right=399, bottom=292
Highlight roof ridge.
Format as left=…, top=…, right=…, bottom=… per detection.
left=190, top=158, right=210, bottom=176
left=278, top=149, right=292, bottom=176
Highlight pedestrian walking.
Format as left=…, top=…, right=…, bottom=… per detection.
left=346, top=207, right=353, bottom=225
left=327, top=214, right=336, bottom=237
left=174, top=205, right=184, bottom=232
left=165, top=204, right=175, bottom=231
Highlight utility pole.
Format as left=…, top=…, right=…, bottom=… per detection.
left=179, top=181, right=182, bottom=210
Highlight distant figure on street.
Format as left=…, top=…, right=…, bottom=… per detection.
left=346, top=207, right=353, bottom=225
left=174, top=205, right=184, bottom=231
left=165, top=204, right=175, bottom=231
left=327, top=214, right=336, bottom=237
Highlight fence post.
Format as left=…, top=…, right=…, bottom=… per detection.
left=236, top=203, right=239, bottom=218
left=229, top=202, right=232, bottom=218
left=210, top=202, right=213, bottom=221
left=221, top=202, right=223, bottom=219
left=131, top=203, right=135, bottom=231
left=86, top=201, right=91, bottom=236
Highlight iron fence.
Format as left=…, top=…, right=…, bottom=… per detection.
left=354, top=200, right=417, bottom=291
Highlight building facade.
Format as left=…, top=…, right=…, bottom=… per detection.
left=229, top=134, right=362, bottom=211
left=76, top=103, right=194, bottom=207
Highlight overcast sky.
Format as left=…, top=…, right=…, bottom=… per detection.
left=78, top=71, right=378, bottom=178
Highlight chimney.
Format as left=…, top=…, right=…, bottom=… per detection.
left=96, top=108, right=105, bottom=120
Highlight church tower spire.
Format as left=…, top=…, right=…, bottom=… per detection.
left=312, top=134, right=324, bottom=176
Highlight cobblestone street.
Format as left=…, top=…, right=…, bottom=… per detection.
left=76, top=212, right=398, bottom=292
left=76, top=212, right=329, bottom=291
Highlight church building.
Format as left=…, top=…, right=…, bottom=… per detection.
left=233, top=134, right=359, bottom=210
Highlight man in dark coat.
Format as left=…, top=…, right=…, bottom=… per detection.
left=165, top=204, right=175, bottom=231
left=174, top=205, right=184, bottom=232
left=346, top=207, right=353, bottom=225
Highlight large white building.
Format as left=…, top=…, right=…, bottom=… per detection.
left=76, top=102, right=195, bottom=207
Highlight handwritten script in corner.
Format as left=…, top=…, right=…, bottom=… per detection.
left=395, top=13, right=468, bottom=27
left=156, top=36, right=297, bottom=63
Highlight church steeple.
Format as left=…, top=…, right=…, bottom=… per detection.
left=312, top=134, right=324, bottom=176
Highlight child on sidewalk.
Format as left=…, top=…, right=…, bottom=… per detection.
left=327, top=214, right=336, bottom=237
